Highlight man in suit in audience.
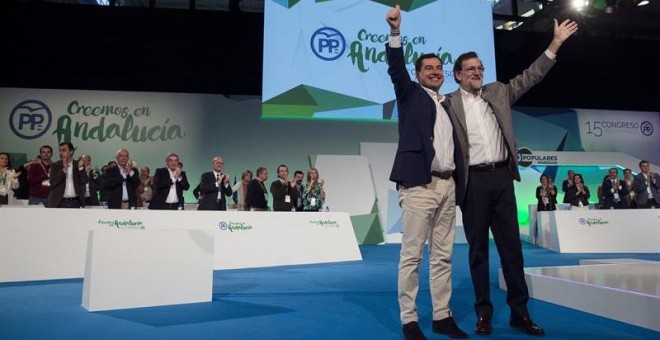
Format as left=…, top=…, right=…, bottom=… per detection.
left=601, top=168, right=628, bottom=209
left=270, top=164, right=299, bottom=212
left=46, top=142, right=87, bottom=208
left=293, top=170, right=304, bottom=211
left=149, top=152, right=190, bottom=210
left=634, top=160, right=660, bottom=208
left=246, top=166, right=269, bottom=211
left=197, top=156, right=233, bottom=211
left=102, top=148, right=140, bottom=209
left=561, top=169, right=575, bottom=203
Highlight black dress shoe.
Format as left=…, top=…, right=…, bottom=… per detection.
left=403, top=321, right=427, bottom=340
left=475, top=316, right=492, bottom=335
left=509, top=316, right=545, bottom=336
left=432, top=316, right=468, bottom=338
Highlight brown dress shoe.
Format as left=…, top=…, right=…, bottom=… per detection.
left=509, top=316, right=545, bottom=336
left=475, top=316, right=492, bottom=335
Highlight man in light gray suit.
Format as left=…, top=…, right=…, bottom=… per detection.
left=444, top=19, right=578, bottom=337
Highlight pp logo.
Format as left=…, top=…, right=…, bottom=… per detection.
left=517, top=147, right=533, bottom=167
left=310, top=27, right=346, bottom=61
left=9, top=100, right=52, bottom=140
left=578, top=218, right=587, bottom=226
left=640, top=121, right=653, bottom=136
left=218, top=221, right=228, bottom=230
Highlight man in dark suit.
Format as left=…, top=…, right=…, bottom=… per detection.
left=601, top=168, right=628, bottom=209
left=79, top=154, right=101, bottom=206
left=197, top=156, right=233, bottom=211
left=561, top=169, right=575, bottom=203
left=270, top=164, right=299, bottom=212
left=292, top=170, right=304, bottom=211
left=445, top=18, right=578, bottom=337
left=246, top=166, right=269, bottom=211
left=101, top=149, right=140, bottom=209
left=46, top=142, right=87, bottom=208
left=633, top=160, right=660, bottom=208
left=149, top=152, right=190, bottom=210
left=385, top=6, right=466, bottom=340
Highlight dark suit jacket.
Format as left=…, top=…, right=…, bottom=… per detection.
left=536, top=185, right=558, bottom=211
left=386, top=43, right=465, bottom=202
left=197, top=172, right=233, bottom=211
left=99, top=166, right=139, bottom=209
left=565, top=185, right=591, bottom=207
left=149, top=167, right=190, bottom=209
left=270, top=179, right=299, bottom=211
left=82, top=168, right=101, bottom=206
left=46, top=160, right=87, bottom=208
left=446, top=52, right=555, bottom=205
left=602, top=178, right=629, bottom=209
left=246, top=178, right=268, bottom=210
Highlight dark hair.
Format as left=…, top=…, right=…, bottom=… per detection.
left=639, top=160, right=649, bottom=168
left=624, top=168, right=632, bottom=174
left=59, top=142, right=75, bottom=152
left=0, top=152, right=12, bottom=168
left=609, top=167, right=619, bottom=174
left=277, top=164, right=288, bottom=173
left=539, top=174, right=548, bottom=182
left=256, top=167, right=267, bottom=177
left=453, top=51, right=479, bottom=82
left=414, top=53, right=442, bottom=73
left=294, top=170, right=304, bottom=177
left=573, top=173, right=584, bottom=182
left=39, top=145, right=53, bottom=153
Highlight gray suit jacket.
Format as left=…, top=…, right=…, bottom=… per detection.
left=633, top=172, right=660, bottom=205
left=445, top=52, right=556, bottom=205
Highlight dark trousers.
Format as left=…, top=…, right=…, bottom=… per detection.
left=461, top=167, right=528, bottom=318
left=638, top=198, right=659, bottom=208
left=57, top=197, right=81, bottom=208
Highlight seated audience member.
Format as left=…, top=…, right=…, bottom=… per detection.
left=623, top=168, right=637, bottom=208
left=46, top=142, right=87, bottom=208
left=302, top=167, right=326, bottom=211
left=246, top=167, right=269, bottom=211
left=601, top=168, right=628, bottom=209
left=561, top=169, right=575, bottom=204
left=232, top=170, right=252, bottom=211
left=633, top=160, right=660, bottom=208
left=0, top=152, right=21, bottom=206
left=564, top=173, right=590, bottom=208
left=149, top=153, right=190, bottom=210
left=536, top=175, right=557, bottom=211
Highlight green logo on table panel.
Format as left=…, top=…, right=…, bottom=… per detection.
left=578, top=217, right=609, bottom=227
left=310, top=219, right=339, bottom=228
left=98, top=219, right=145, bottom=230
left=218, top=221, right=253, bottom=232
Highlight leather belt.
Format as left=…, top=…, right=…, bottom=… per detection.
left=469, top=161, right=508, bottom=171
left=431, top=170, right=453, bottom=180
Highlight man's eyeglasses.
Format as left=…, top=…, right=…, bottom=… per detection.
left=462, top=66, right=485, bottom=73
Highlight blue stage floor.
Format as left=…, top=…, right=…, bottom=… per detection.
left=1, top=243, right=658, bottom=339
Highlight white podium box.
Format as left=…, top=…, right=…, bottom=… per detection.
left=536, top=209, right=660, bottom=253
left=82, top=229, right=214, bottom=311
left=0, top=208, right=361, bottom=282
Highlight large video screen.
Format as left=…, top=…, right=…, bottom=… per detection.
left=262, top=0, right=496, bottom=121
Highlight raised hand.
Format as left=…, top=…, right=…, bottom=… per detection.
left=554, top=18, right=579, bottom=42
left=386, top=4, right=401, bottom=31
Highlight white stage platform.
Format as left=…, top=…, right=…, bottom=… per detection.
left=499, top=259, right=660, bottom=331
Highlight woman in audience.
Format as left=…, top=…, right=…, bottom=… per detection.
left=536, top=174, right=557, bottom=211
left=565, top=173, right=590, bottom=208
left=232, top=170, right=253, bottom=211
left=623, top=168, right=637, bottom=208
left=302, top=167, right=326, bottom=211
left=0, top=152, right=21, bottom=206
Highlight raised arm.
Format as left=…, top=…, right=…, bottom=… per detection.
left=547, top=18, right=579, bottom=55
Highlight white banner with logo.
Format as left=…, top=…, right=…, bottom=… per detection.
left=536, top=209, right=660, bottom=253
left=0, top=207, right=362, bottom=282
